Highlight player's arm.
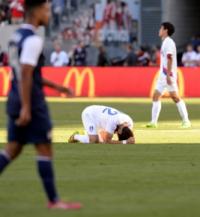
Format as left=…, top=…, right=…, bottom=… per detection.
left=42, top=78, right=73, bottom=96
left=166, top=53, right=173, bottom=85
left=101, top=131, right=135, bottom=144
left=16, top=64, right=34, bottom=126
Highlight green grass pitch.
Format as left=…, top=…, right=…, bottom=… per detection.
left=0, top=97, right=200, bottom=217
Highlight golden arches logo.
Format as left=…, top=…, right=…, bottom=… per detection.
left=63, top=68, right=95, bottom=97
left=0, top=67, right=10, bottom=96
left=150, top=68, right=185, bottom=97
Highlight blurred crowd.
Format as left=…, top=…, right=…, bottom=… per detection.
left=102, top=0, right=132, bottom=31
left=49, top=38, right=161, bottom=67
left=60, top=5, right=96, bottom=48
left=0, top=0, right=82, bottom=26
left=57, top=0, right=134, bottom=43
left=181, top=35, right=200, bottom=67
left=0, top=0, right=24, bottom=25
left=48, top=0, right=138, bottom=67
left=2, top=33, right=200, bottom=67
left=15, top=27, right=199, bottom=67
left=1, top=0, right=200, bottom=68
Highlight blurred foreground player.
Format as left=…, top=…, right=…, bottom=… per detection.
left=69, top=105, right=135, bottom=144
left=146, top=22, right=191, bottom=128
left=0, top=0, right=82, bottom=210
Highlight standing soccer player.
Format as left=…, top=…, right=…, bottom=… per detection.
left=0, top=0, right=82, bottom=210
left=146, top=22, right=191, bottom=128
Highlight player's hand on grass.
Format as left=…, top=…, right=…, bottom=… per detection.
left=16, top=106, right=31, bottom=126
left=127, top=137, right=135, bottom=144
left=166, top=75, right=172, bottom=86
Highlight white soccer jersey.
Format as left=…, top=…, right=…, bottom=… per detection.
left=160, top=37, right=177, bottom=80
left=81, top=105, right=134, bottom=135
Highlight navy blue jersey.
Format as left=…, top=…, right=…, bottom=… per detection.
left=6, top=24, right=52, bottom=145
left=7, top=24, right=46, bottom=117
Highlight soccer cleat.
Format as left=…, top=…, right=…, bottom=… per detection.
left=181, top=121, right=191, bottom=129
left=47, top=201, right=82, bottom=210
left=146, top=123, right=158, bottom=128
left=68, top=132, right=79, bottom=143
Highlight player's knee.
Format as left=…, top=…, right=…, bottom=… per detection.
left=171, top=95, right=180, bottom=103
left=153, top=96, right=160, bottom=102
left=153, top=92, right=161, bottom=101
left=35, top=144, right=53, bottom=157
left=5, top=143, right=23, bottom=160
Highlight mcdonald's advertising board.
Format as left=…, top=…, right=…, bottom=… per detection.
left=0, top=67, right=200, bottom=97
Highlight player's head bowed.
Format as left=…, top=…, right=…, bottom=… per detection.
left=117, top=126, right=134, bottom=141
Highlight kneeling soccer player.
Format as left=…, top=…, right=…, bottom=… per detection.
left=0, top=0, right=82, bottom=210
left=69, top=105, right=135, bottom=144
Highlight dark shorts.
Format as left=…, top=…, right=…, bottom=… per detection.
left=7, top=109, right=53, bottom=145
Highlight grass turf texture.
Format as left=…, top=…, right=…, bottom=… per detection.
left=0, top=97, right=200, bottom=217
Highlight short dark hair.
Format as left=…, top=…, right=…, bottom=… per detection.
left=25, top=0, right=49, bottom=9
left=161, top=22, right=175, bottom=36
left=117, top=127, right=133, bottom=141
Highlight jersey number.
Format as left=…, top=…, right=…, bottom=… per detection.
left=102, top=108, right=118, bottom=116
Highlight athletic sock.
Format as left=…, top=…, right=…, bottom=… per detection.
left=0, top=150, right=11, bottom=174
left=176, top=100, right=189, bottom=122
left=151, top=101, right=162, bottom=124
left=74, top=135, right=90, bottom=143
left=37, top=156, right=59, bottom=203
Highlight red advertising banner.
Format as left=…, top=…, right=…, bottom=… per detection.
left=0, top=67, right=200, bottom=97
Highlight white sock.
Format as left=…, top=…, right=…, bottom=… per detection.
left=74, top=134, right=90, bottom=143
left=151, top=101, right=161, bottom=124
left=176, top=100, right=189, bottom=122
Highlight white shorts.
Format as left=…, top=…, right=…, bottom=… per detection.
left=156, top=78, right=178, bottom=94
left=81, top=108, right=98, bottom=135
